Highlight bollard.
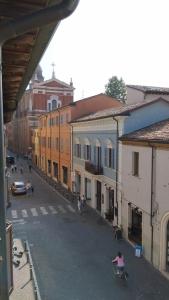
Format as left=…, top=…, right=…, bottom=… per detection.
left=30, top=264, right=33, bottom=280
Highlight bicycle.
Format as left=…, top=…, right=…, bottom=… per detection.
left=112, top=262, right=128, bottom=281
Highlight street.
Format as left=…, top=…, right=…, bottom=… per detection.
left=6, top=158, right=169, bottom=300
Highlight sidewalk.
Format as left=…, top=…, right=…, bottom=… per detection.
left=10, top=239, right=35, bottom=300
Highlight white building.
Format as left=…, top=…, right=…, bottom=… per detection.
left=120, top=119, right=169, bottom=278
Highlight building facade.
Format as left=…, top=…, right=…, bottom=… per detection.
left=120, top=119, right=169, bottom=278
left=33, top=94, right=122, bottom=190
left=7, top=65, right=74, bottom=156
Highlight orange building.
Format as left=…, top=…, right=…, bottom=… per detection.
left=35, top=94, right=122, bottom=190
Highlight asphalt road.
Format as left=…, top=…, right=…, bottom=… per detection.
left=6, top=158, right=169, bottom=300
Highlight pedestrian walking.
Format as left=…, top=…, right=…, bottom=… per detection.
left=29, top=165, right=32, bottom=173
left=14, top=164, right=17, bottom=172
left=26, top=181, right=31, bottom=196
left=81, top=194, right=86, bottom=208
left=20, top=166, right=23, bottom=174
left=77, top=196, right=82, bottom=214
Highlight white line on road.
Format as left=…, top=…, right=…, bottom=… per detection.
left=12, top=219, right=24, bottom=223
left=21, top=209, right=28, bottom=218
left=40, top=206, right=48, bottom=215
left=11, top=210, right=18, bottom=218
left=67, top=204, right=76, bottom=213
left=57, top=205, right=66, bottom=213
left=48, top=206, right=58, bottom=214
left=31, top=208, right=38, bottom=216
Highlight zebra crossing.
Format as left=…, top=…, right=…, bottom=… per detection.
left=10, top=204, right=76, bottom=220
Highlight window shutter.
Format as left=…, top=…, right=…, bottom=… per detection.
left=94, top=146, right=96, bottom=164
left=105, top=148, right=107, bottom=167
left=84, top=145, right=86, bottom=160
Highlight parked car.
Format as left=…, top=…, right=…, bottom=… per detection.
left=11, top=181, right=27, bottom=195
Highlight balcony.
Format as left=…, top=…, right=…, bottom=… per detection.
left=85, top=161, right=103, bottom=175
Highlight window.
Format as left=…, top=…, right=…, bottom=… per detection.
left=62, top=166, right=68, bottom=184
left=74, top=144, right=81, bottom=158
left=48, top=137, right=51, bottom=148
left=53, top=162, right=58, bottom=179
left=105, top=147, right=115, bottom=169
left=48, top=103, right=51, bottom=112
left=132, top=152, right=139, bottom=176
left=85, top=178, right=91, bottom=200
left=60, top=138, right=64, bottom=152
left=55, top=137, right=59, bottom=150
left=84, top=144, right=91, bottom=160
left=52, top=99, right=57, bottom=110
left=48, top=160, right=51, bottom=174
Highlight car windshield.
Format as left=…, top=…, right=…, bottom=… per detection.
left=15, top=184, right=24, bottom=188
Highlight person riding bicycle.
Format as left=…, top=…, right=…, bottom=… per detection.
left=112, top=251, right=125, bottom=274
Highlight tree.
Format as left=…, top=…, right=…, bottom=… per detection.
left=105, top=76, right=127, bottom=103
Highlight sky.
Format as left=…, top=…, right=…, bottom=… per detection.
left=41, top=0, right=169, bottom=101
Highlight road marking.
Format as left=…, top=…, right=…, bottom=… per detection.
left=48, top=206, right=58, bottom=214
left=12, top=219, right=26, bottom=225
left=31, top=208, right=38, bottom=216
left=40, top=206, right=48, bottom=215
left=11, top=210, right=18, bottom=218
left=58, top=205, right=66, bottom=213
left=12, top=219, right=24, bottom=223
left=21, top=209, right=28, bottom=218
left=67, top=204, right=76, bottom=213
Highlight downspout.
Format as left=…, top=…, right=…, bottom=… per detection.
left=0, top=47, right=8, bottom=300
left=150, top=145, right=155, bottom=264
left=112, top=117, right=119, bottom=226
left=0, top=0, right=79, bottom=44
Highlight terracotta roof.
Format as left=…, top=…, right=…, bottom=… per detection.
left=120, top=118, right=169, bottom=143
left=127, top=85, right=169, bottom=94
left=72, top=97, right=168, bottom=123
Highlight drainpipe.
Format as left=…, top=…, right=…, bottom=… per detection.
left=150, top=145, right=155, bottom=264
left=112, top=117, right=119, bottom=226
left=0, top=0, right=79, bottom=44
left=0, top=47, right=8, bottom=300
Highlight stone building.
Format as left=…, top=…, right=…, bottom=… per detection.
left=7, top=65, right=74, bottom=156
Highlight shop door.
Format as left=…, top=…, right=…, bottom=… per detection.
left=96, top=181, right=101, bottom=211
left=166, top=221, right=169, bottom=272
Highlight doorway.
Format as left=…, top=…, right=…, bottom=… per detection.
left=96, top=181, right=101, bottom=211
left=109, top=189, right=114, bottom=220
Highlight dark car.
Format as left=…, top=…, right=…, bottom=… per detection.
left=11, top=181, right=27, bottom=195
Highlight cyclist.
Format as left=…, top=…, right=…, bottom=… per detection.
left=112, top=251, right=125, bottom=274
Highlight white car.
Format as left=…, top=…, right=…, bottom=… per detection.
left=11, top=181, right=27, bottom=195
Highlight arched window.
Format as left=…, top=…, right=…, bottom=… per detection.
left=83, top=138, right=91, bottom=160
left=104, top=139, right=115, bottom=169
left=94, top=139, right=102, bottom=167
left=74, top=138, right=81, bottom=158
left=52, top=99, right=57, bottom=110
